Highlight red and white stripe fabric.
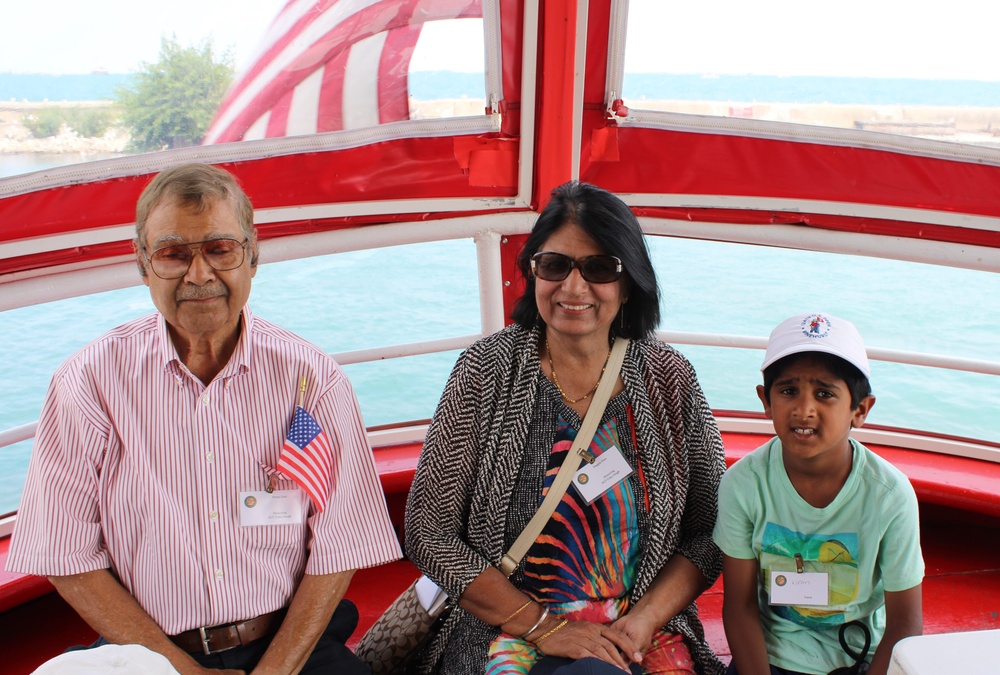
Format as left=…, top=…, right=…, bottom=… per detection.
left=7, top=306, right=401, bottom=634
left=205, top=0, right=482, bottom=144
left=277, top=405, right=334, bottom=511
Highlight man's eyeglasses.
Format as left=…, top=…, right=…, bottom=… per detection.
left=145, top=238, right=250, bottom=279
left=530, top=252, right=623, bottom=284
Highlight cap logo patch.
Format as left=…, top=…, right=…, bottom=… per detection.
left=800, top=313, right=832, bottom=339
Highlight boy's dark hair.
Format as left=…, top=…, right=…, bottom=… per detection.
left=762, top=352, right=872, bottom=409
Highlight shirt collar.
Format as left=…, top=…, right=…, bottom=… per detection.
left=157, top=305, right=255, bottom=381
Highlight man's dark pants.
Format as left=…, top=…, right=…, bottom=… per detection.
left=77, top=599, right=369, bottom=674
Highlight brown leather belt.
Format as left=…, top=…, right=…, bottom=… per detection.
left=169, top=608, right=286, bottom=655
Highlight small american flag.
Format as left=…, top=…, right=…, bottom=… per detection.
left=277, top=405, right=333, bottom=512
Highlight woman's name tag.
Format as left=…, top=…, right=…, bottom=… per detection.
left=572, top=445, right=634, bottom=503
left=239, top=490, right=306, bottom=526
left=769, top=570, right=829, bottom=606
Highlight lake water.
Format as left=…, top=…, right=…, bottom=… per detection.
left=2, top=234, right=999, bottom=514
left=0, top=151, right=122, bottom=177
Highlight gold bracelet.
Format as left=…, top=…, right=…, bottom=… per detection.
left=535, top=618, right=569, bottom=650
left=500, top=599, right=533, bottom=627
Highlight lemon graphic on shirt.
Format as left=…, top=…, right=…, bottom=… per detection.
left=818, top=539, right=859, bottom=606
left=819, top=539, right=853, bottom=563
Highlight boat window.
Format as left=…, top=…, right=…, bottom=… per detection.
left=406, top=19, right=488, bottom=121
left=622, top=0, right=1000, bottom=148
left=0, top=4, right=487, bottom=180
left=647, top=236, right=1000, bottom=444
left=0, top=287, right=156, bottom=517
left=251, top=240, right=481, bottom=427
left=0, top=239, right=480, bottom=516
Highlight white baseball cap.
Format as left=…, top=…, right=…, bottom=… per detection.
left=761, top=312, right=871, bottom=378
left=32, top=644, right=180, bottom=675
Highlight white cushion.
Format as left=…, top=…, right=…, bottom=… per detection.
left=32, top=644, right=180, bottom=674
left=889, top=630, right=1000, bottom=675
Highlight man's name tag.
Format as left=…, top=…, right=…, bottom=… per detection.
left=572, top=445, right=633, bottom=503
left=769, top=570, right=829, bottom=606
left=239, top=490, right=306, bottom=526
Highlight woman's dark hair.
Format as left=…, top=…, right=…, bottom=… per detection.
left=762, top=352, right=873, bottom=409
left=511, top=181, right=660, bottom=339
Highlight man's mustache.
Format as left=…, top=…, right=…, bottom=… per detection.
left=176, top=284, right=228, bottom=301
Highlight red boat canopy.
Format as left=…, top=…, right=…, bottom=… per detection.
left=1, top=0, right=999, bottom=285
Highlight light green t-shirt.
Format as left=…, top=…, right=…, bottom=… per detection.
left=713, top=437, right=924, bottom=675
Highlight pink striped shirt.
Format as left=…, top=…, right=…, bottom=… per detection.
left=7, top=307, right=402, bottom=634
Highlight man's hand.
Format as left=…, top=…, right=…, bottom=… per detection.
left=248, top=570, right=355, bottom=675
left=48, top=570, right=225, bottom=675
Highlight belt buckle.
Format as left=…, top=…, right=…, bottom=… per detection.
left=198, top=626, right=213, bottom=656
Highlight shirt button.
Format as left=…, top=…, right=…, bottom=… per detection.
left=202, top=395, right=210, bottom=405
left=215, top=569, right=224, bottom=580
left=205, top=451, right=215, bottom=462
left=210, top=510, right=219, bottom=522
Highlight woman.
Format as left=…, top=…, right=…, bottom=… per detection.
left=405, top=181, right=726, bottom=675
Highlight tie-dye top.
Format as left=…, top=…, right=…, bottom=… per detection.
left=522, top=413, right=642, bottom=612
left=486, top=388, right=695, bottom=675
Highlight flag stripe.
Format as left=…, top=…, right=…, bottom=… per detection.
left=277, top=406, right=335, bottom=511
left=378, top=24, right=421, bottom=124
left=318, top=54, right=348, bottom=132
left=205, top=0, right=483, bottom=143
left=344, top=32, right=387, bottom=130
left=281, top=438, right=333, bottom=487
left=287, top=67, right=324, bottom=136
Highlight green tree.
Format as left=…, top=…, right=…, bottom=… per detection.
left=22, top=108, right=64, bottom=138
left=117, top=36, right=234, bottom=152
left=70, top=107, right=116, bottom=138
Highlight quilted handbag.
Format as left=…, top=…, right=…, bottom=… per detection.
left=354, top=576, right=448, bottom=675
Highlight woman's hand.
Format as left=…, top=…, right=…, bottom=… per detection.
left=609, top=611, right=659, bottom=663
left=534, top=618, right=641, bottom=671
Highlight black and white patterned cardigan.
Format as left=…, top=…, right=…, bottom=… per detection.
left=405, top=324, right=726, bottom=675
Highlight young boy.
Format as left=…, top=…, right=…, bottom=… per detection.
left=714, top=313, right=924, bottom=675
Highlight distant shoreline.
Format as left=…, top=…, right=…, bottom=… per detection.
left=2, top=97, right=999, bottom=155
left=5, top=71, right=1000, bottom=107
left=0, top=101, right=126, bottom=154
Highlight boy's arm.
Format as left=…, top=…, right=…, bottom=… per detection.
left=866, top=584, right=923, bottom=675
left=722, top=554, right=772, bottom=675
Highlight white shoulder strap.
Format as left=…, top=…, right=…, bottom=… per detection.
left=499, top=337, right=630, bottom=576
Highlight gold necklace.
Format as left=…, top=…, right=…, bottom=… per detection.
left=546, top=339, right=612, bottom=404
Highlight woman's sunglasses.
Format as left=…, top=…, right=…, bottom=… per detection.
left=530, top=252, right=623, bottom=284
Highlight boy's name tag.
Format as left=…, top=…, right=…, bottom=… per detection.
left=572, top=445, right=633, bottom=503
left=769, top=570, right=829, bottom=606
left=239, top=490, right=306, bottom=526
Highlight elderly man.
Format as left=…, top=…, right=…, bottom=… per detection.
left=8, top=163, right=401, bottom=674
